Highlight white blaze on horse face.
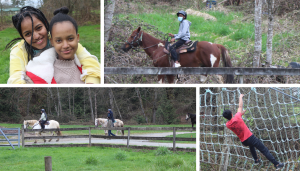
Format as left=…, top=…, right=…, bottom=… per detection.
left=210, top=54, right=217, bottom=67
left=186, top=114, right=189, bottom=120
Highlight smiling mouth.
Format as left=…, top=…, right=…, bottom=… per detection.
left=62, top=49, right=73, bottom=54
left=35, top=37, right=44, bottom=45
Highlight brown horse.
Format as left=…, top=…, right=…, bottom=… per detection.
left=122, top=27, right=234, bottom=83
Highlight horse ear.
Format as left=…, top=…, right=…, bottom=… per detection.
left=137, top=27, right=141, bottom=33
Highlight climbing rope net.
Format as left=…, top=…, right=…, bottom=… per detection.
left=200, top=87, right=300, bottom=171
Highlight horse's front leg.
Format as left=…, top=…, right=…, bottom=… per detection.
left=191, top=123, right=194, bottom=132
left=34, top=132, right=38, bottom=143
left=158, top=75, right=164, bottom=84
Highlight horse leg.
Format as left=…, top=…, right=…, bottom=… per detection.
left=191, top=123, right=194, bottom=132
left=48, top=131, right=53, bottom=142
left=166, top=75, right=175, bottom=84
left=56, top=131, right=59, bottom=142
left=158, top=75, right=164, bottom=84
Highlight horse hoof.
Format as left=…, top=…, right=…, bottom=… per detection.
left=56, top=140, right=59, bottom=142
left=48, top=140, right=52, bottom=142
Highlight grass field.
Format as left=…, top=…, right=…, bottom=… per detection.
left=0, top=146, right=195, bottom=171
left=0, top=24, right=100, bottom=84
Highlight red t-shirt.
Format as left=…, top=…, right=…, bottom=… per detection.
left=226, top=112, right=253, bottom=142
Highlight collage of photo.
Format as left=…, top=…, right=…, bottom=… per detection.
left=0, top=0, right=299, bottom=171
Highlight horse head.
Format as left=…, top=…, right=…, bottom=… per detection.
left=95, top=119, right=98, bottom=128
left=185, top=114, right=190, bottom=121
left=24, top=120, right=28, bottom=129
left=122, top=27, right=143, bottom=52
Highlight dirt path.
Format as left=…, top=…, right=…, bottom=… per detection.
left=28, top=131, right=196, bottom=149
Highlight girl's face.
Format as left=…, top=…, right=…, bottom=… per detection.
left=178, top=14, right=185, bottom=18
left=50, top=21, right=79, bottom=60
left=21, top=15, right=48, bottom=50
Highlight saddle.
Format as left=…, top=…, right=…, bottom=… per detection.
left=40, top=121, right=50, bottom=125
left=163, top=40, right=198, bottom=61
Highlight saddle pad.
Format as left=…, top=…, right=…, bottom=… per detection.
left=164, top=41, right=198, bottom=54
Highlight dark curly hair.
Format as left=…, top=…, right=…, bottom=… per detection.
left=49, top=7, right=78, bottom=36
left=5, top=6, right=49, bottom=61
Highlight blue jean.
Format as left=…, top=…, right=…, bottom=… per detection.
left=242, top=135, right=279, bottom=166
left=108, top=130, right=115, bottom=136
left=170, top=39, right=186, bottom=61
left=39, top=120, right=47, bottom=129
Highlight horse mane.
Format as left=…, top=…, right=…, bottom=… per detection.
left=143, top=31, right=164, bottom=43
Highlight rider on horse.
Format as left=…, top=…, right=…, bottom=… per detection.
left=39, top=109, right=47, bottom=132
left=168, top=10, right=191, bottom=67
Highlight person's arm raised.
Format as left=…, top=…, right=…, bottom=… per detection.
left=237, top=94, right=244, bottom=113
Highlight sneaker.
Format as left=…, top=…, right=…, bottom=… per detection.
left=175, top=63, right=181, bottom=67
left=275, top=163, right=284, bottom=170
left=254, top=159, right=261, bottom=165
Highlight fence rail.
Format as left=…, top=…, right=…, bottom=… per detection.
left=105, top=67, right=300, bottom=83
left=22, top=126, right=196, bottom=152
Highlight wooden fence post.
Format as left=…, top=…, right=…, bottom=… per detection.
left=173, top=127, right=176, bottom=151
left=21, top=125, right=24, bottom=147
left=45, top=156, right=52, bottom=171
left=89, top=127, right=91, bottom=146
left=239, top=75, right=244, bottom=84
left=127, top=127, right=130, bottom=148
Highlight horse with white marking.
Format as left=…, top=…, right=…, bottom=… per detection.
left=122, top=27, right=234, bottom=83
left=186, top=113, right=196, bottom=132
left=23, top=120, right=62, bottom=143
left=95, top=118, right=124, bottom=136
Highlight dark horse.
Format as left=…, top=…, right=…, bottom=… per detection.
left=186, top=113, right=196, bottom=131
left=122, top=27, right=234, bottom=83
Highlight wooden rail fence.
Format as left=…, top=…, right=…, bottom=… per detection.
left=22, top=126, right=196, bottom=152
left=105, top=67, right=300, bottom=83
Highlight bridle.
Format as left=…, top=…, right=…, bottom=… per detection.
left=126, top=31, right=161, bottom=50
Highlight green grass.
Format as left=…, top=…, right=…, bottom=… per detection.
left=0, top=25, right=100, bottom=84
left=0, top=146, right=195, bottom=171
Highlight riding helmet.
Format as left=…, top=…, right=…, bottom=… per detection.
left=177, top=10, right=187, bottom=19
left=41, top=109, right=45, bottom=112
left=108, top=109, right=111, bottom=111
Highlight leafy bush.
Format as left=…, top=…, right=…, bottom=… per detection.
left=134, top=115, right=146, bottom=124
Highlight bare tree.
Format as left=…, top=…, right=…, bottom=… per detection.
left=26, top=88, right=32, bottom=116
left=48, top=88, right=59, bottom=116
left=104, top=0, right=115, bottom=43
left=88, top=88, right=94, bottom=121
left=56, top=88, right=62, bottom=117
left=266, top=0, right=275, bottom=67
left=135, top=88, right=148, bottom=123
left=253, top=0, right=263, bottom=67
left=153, top=88, right=157, bottom=124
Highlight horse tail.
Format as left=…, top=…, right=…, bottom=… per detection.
left=121, top=122, right=124, bottom=136
left=217, top=44, right=234, bottom=83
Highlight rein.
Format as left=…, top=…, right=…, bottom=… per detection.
left=127, top=31, right=162, bottom=50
